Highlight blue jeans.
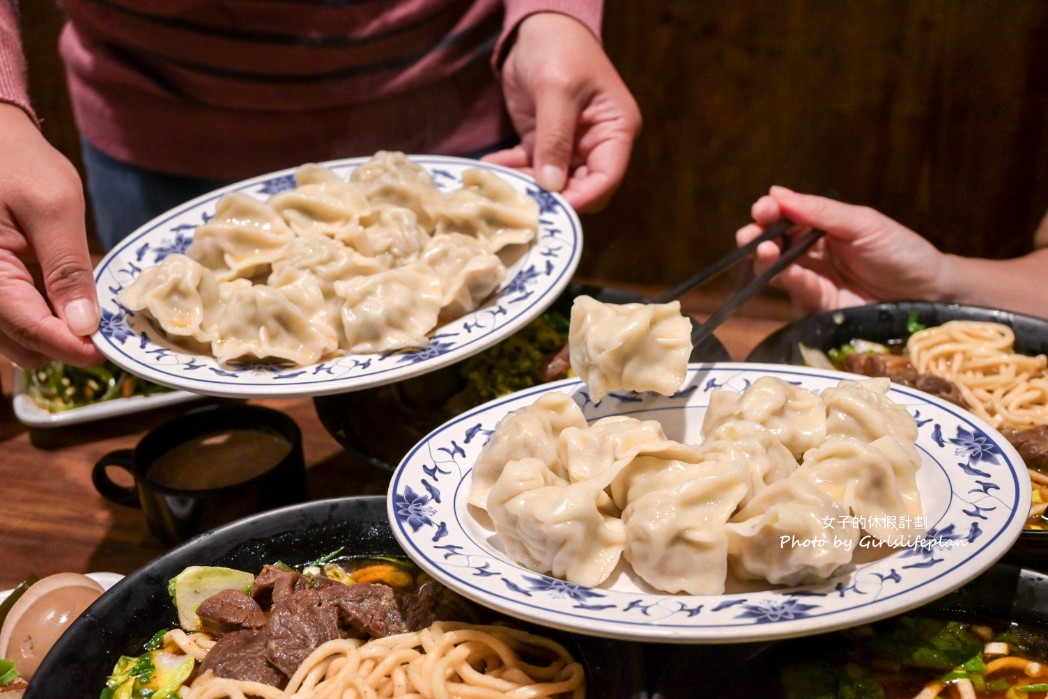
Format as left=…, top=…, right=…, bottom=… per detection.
left=81, top=141, right=234, bottom=251
left=81, top=138, right=520, bottom=251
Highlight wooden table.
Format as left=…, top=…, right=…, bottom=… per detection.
left=0, top=282, right=796, bottom=590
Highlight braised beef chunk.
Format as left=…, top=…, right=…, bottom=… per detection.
left=913, top=373, right=966, bottom=406
left=1001, top=425, right=1048, bottom=473
left=839, top=350, right=967, bottom=406
left=196, top=589, right=267, bottom=635
left=840, top=351, right=916, bottom=384
left=404, top=581, right=443, bottom=630
left=323, top=581, right=442, bottom=638
left=198, top=628, right=284, bottom=686
left=266, top=586, right=342, bottom=677
left=252, top=565, right=310, bottom=606
left=838, top=351, right=872, bottom=376
left=201, top=565, right=446, bottom=686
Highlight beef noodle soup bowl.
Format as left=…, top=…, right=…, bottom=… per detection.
left=654, top=563, right=1048, bottom=699
left=747, top=301, right=1048, bottom=568
left=25, top=496, right=645, bottom=698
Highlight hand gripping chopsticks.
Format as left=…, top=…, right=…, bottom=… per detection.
left=671, top=218, right=826, bottom=348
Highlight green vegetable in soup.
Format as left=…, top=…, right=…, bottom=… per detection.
left=798, top=343, right=836, bottom=370
left=826, top=339, right=893, bottom=367
left=0, top=659, right=19, bottom=686
left=100, top=630, right=193, bottom=699
left=906, top=311, right=927, bottom=335
left=782, top=660, right=885, bottom=699
left=812, top=311, right=926, bottom=371
left=777, top=617, right=997, bottom=698
left=860, top=617, right=984, bottom=671
left=300, top=547, right=345, bottom=569
left=168, top=565, right=255, bottom=632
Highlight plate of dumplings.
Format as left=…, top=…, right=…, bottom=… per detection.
left=92, top=151, right=581, bottom=398
left=387, top=363, right=1029, bottom=643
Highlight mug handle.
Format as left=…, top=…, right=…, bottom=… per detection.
left=92, top=449, right=141, bottom=507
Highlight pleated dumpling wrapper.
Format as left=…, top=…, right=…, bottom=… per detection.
left=568, top=295, right=692, bottom=401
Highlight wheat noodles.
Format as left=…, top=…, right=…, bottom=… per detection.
left=907, top=320, right=1048, bottom=430
left=180, top=621, right=585, bottom=699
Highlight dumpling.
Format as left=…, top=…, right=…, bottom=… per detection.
left=621, top=459, right=751, bottom=595
left=294, top=162, right=358, bottom=189
left=210, top=283, right=339, bottom=366
left=486, top=458, right=626, bottom=587
left=821, top=377, right=921, bottom=469
left=267, top=234, right=380, bottom=349
left=699, top=419, right=799, bottom=505
left=793, top=435, right=924, bottom=542
left=187, top=192, right=295, bottom=281
left=557, top=415, right=671, bottom=485
left=421, top=233, right=506, bottom=322
left=605, top=440, right=710, bottom=509
left=341, top=205, right=430, bottom=267
left=568, top=295, right=693, bottom=402
left=701, top=376, right=827, bottom=458
left=334, top=263, right=442, bottom=353
left=264, top=265, right=341, bottom=349
left=268, top=233, right=382, bottom=299
left=268, top=164, right=370, bottom=239
left=726, top=478, right=856, bottom=586
left=434, top=168, right=538, bottom=251
left=468, top=391, right=587, bottom=510
left=349, top=151, right=443, bottom=232
left=117, top=253, right=223, bottom=344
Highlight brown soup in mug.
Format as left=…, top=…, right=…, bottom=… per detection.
left=146, top=429, right=291, bottom=490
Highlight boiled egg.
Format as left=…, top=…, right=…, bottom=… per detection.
left=0, top=573, right=104, bottom=680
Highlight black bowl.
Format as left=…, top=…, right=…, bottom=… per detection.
left=746, top=301, right=1048, bottom=572
left=654, top=563, right=1048, bottom=698
left=27, top=496, right=647, bottom=698
left=746, top=300, right=1048, bottom=364
left=314, top=283, right=731, bottom=473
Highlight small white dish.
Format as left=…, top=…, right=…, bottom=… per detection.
left=91, top=155, right=581, bottom=399
left=11, top=368, right=201, bottom=429
left=388, top=363, right=1030, bottom=644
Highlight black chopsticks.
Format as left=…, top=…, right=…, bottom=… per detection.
left=688, top=224, right=825, bottom=348
left=539, top=215, right=823, bottom=381
left=654, top=218, right=796, bottom=304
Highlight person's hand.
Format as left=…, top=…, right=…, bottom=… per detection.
left=482, top=12, right=642, bottom=213
left=0, top=103, right=102, bottom=368
left=736, top=186, right=951, bottom=315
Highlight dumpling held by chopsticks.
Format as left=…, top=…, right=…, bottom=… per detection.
left=568, top=295, right=692, bottom=401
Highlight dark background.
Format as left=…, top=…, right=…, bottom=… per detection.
left=19, top=1, right=1048, bottom=288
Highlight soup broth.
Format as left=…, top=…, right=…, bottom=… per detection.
left=721, top=615, right=1048, bottom=699
left=147, top=429, right=291, bottom=490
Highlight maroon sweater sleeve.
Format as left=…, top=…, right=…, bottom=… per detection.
left=493, top=0, right=604, bottom=70
left=0, top=0, right=37, bottom=124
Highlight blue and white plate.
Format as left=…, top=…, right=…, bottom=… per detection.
left=388, top=363, right=1030, bottom=643
left=91, top=156, right=581, bottom=399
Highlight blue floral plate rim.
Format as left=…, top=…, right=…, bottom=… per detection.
left=387, top=362, right=1030, bottom=644
left=90, top=155, right=582, bottom=399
